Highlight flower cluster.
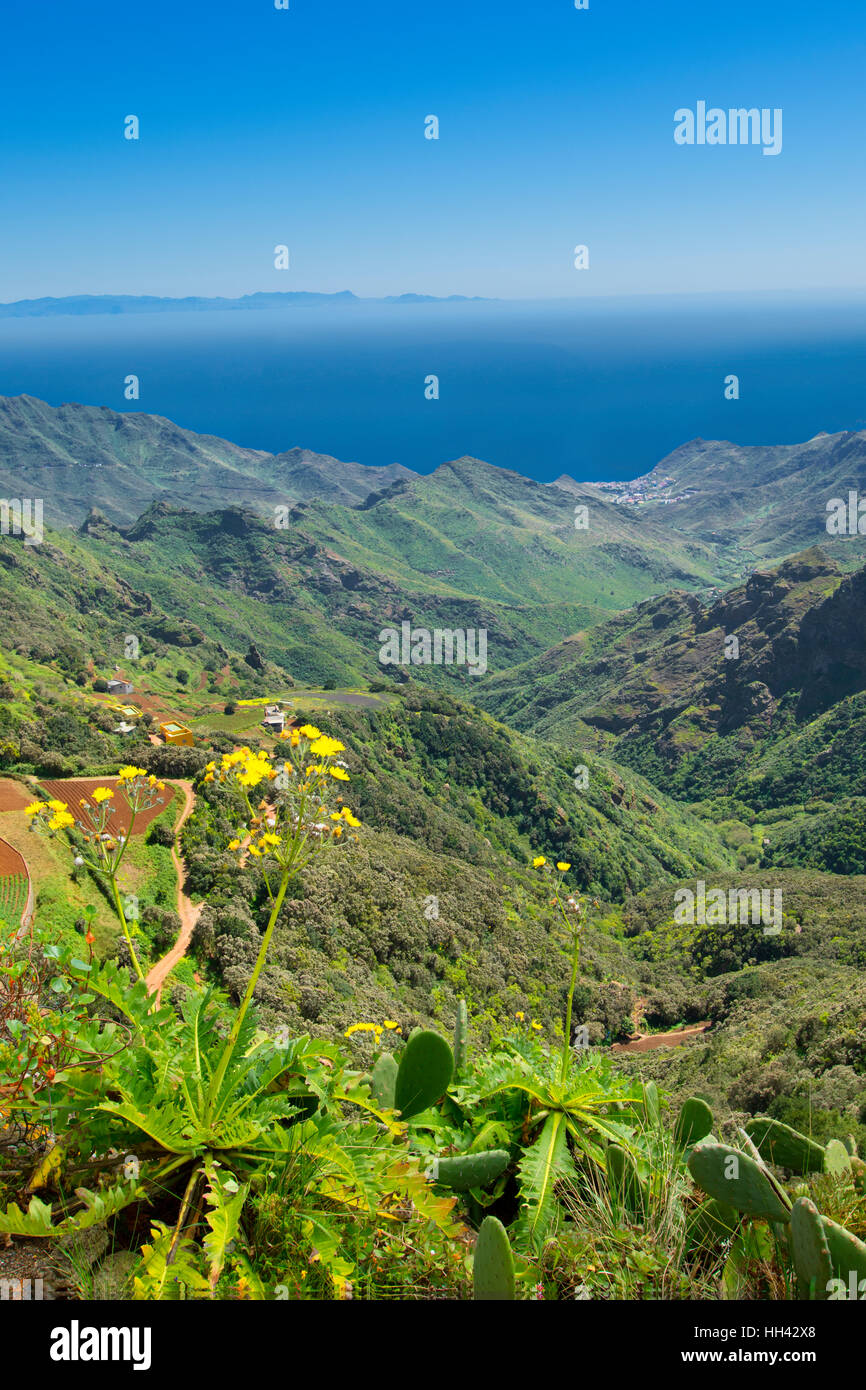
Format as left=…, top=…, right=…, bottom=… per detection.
left=210, top=727, right=361, bottom=875
left=25, top=768, right=166, bottom=875
left=344, top=1019, right=402, bottom=1046
left=514, top=1012, right=543, bottom=1032
left=26, top=799, right=74, bottom=832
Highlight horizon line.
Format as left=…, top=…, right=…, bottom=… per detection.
left=4, top=285, right=866, bottom=313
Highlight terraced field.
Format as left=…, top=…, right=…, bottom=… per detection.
left=0, top=836, right=30, bottom=925
left=0, top=872, right=28, bottom=925
left=39, top=779, right=176, bottom=837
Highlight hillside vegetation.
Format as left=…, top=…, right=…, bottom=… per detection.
left=1, top=411, right=866, bottom=1303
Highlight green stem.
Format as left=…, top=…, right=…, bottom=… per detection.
left=109, top=874, right=145, bottom=983
left=560, top=919, right=581, bottom=1083
left=206, top=867, right=292, bottom=1113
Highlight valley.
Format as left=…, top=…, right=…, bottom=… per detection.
left=2, top=402, right=865, bottom=1303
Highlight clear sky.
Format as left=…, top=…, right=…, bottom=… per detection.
left=2, top=0, right=865, bottom=301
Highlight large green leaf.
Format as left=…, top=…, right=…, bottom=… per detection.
left=514, top=1111, right=575, bottom=1250
left=202, top=1163, right=249, bottom=1292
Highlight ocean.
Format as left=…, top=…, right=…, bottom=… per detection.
left=1, top=291, right=865, bottom=482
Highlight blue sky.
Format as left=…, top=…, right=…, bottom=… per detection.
left=2, top=0, right=865, bottom=300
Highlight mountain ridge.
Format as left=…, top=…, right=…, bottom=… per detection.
left=0, top=291, right=491, bottom=318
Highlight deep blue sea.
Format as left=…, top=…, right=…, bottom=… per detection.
left=2, top=292, right=865, bottom=482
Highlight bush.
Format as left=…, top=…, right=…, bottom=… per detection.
left=147, top=821, right=175, bottom=848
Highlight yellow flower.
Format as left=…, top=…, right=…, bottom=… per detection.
left=118, top=766, right=147, bottom=781
left=328, top=766, right=350, bottom=781
left=383, top=1020, right=400, bottom=1030
left=344, top=1022, right=377, bottom=1037
left=532, top=856, right=546, bottom=868
left=205, top=761, right=216, bottom=772
left=261, top=832, right=280, bottom=846
left=340, top=808, right=361, bottom=827
left=48, top=800, right=68, bottom=812
left=289, top=730, right=301, bottom=746
left=309, top=736, right=346, bottom=757
left=298, top=724, right=322, bottom=740
left=203, top=772, right=214, bottom=783
left=227, top=839, right=241, bottom=851
left=515, top=1011, right=525, bottom=1022
left=237, top=757, right=273, bottom=788
left=48, top=811, right=75, bottom=830
left=530, top=1021, right=542, bottom=1032
left=556, top=862, right=571, bottom=872
left=248, top=843, right=262, bottom=857
left=25, top=802, right=46, bottom=817
left=91, top=787, right=115, bottom=803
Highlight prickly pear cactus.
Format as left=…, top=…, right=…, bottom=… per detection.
left=393, top=1028, right=454, bottom=1120
left=675, top=1097, right=714, bottom=1149
left=429, top=1149, right=509, bottom=1192
left=745, top=1117, right=825, bottom=1175
left=824, top=1139, right=851, bottom=1177
left=643, top=1080, right=661, bottom=1127
left=790, top=1197, right=831, bottom=1301
left=850, top=1156, right=866, bottom=1195
left=822, top=1214, right=866, bottom=1289
left=473, top=1216, right=515, bottom=1300
left=370, top=1051, right=398, bottom=1110
left=688, top=1141, right=792, bottom=1223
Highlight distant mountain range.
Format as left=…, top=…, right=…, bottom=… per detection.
left=0, top=291, right=490, bottom=318
left=2, top=394, right=866, bottom=572
left=0, top=394, right=416, bottom=519
left=4, top=394, right=866, bottom=687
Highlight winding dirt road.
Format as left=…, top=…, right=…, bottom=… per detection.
left=144, top=780, right=202, bottom=1003
left=611, top=1022, right=711, bottom=1054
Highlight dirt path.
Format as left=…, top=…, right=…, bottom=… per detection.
left=611, top=1022, right=711, bottom=1054
left=144, top=780, right=201, bottom=1003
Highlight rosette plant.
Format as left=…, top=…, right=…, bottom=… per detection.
left=447, top=859, right=643, bottom=1250
left=0, top=730, right=403, bottom=1297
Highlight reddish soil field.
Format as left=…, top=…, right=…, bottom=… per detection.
left=0, top=778, right=33, bottom=813
left=0, top=837, right=27, bottom=876
left=39, top=779, right=176, bottom=837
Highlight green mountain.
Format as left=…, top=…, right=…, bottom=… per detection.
left=573, top=428, right=866, bottom=565
left=0, top=394, right=414, bottom=525
left=2, top=403, right=866, bottom=1174
left=477, top=545, right=866, bottom=874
